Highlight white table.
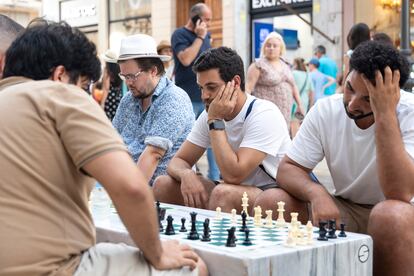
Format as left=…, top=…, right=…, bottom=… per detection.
left=94, top=203, right=372, bottom=276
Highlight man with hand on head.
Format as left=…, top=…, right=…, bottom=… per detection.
left=255, top=41, right=414, bottom=276
left=153, top=47, right=291, bottom=214
left=0, top=20, right=206, bottom=276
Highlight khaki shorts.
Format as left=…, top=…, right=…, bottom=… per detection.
left=308, top=196, right=374, bottom=234
left=74, top=243, right=197, bottom=276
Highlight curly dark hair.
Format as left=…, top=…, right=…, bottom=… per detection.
left=192, top=47, right=245, bottom=91
left=349, top=40, right=409, bottom=88
left=3, top=19, right=101, bottom=83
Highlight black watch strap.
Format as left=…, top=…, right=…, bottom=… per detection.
left=209, top=119, right=225, bottom=131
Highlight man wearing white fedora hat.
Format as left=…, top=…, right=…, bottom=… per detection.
left=113, top=34, right=195, bottom=185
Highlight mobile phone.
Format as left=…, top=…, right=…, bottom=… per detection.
left=191, top=15, right=201, bottom=25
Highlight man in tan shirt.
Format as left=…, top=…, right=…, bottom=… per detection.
left=0, top=20, right=206, bottom=276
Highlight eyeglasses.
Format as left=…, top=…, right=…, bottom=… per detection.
left=118, top=70, right=143, bottom=82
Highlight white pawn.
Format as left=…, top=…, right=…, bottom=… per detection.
left=285, top=230, right=296, bottom=247
left=276, top=201, right=286, bottom=227
left=306, top=220, right=314, bottom=245
left=216, top=207, right=222, bottom=220
left=231, top=209, right=237, bottom=224
left=265, top=210, right=273, bottom=228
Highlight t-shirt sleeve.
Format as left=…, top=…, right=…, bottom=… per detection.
left=172, top=29, right=191, bottom=55
left=240, top=104, right=288, bottom=156
left=186, top=111, right=210, bottom=149
left=145, top=93, right=195, bottom=151
left=53, top=84, right=127, bottom=170
left=287, top=103, right=325, bottom=169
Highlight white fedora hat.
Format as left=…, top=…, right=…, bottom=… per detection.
left=118, top=34, right=171, bottom=62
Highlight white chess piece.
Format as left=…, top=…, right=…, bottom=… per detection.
left=290, top=212, right=299, bottom=237
left=306, top=220, right=314, bottom=245
left=216, top=207, right=222, bottom=220
left=231, top=209, right=237, bottom=224
left=241, top=192, right=249, bottom=218
left=265, top=210, right=273, bottom=228
left=285, top=230, right=296, bottom=247
left=276, top=201, right=286, bottom=227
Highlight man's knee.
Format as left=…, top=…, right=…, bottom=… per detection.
left=368, top=199, right=414, bottom=236
left=209, top=184, right=233, bottom=207
left=153, top=175, right=178, bottom=199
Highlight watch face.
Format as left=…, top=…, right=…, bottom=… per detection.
left=209, top=120, right=225, bottom=130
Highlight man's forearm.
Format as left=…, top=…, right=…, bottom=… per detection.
left=375, top=113, right=414, bottom=201
left=178, top=38, right=203, bottom=66
left=167, top=158, right=195, bottom=182
left=209, top=130, right=241, bottom=183
left=277, top=159, right=329, bottom=202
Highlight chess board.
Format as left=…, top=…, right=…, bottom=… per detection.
left=96, top=202, right=373, bottom=276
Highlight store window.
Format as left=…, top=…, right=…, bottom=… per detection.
left=108, top=0, right=151, bottom=51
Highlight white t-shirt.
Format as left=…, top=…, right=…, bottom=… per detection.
left=288, top=92, right=414, bottom=205
left=187, top=94, right=291, bottom=188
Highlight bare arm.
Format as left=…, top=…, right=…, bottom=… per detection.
left=176, top=38, right=204, bottom=67
left=322, top=76, right=336, bottom=93
left=167, top=141, right=209, bottom=208
left=176, top=21, right=208, bottom=67
left=277, top=156, right=340, bottom=225
left=83, top=151, right=163, bottom=266
left=364, top=67, right=414, bottom=202
left=137, top=145, right=166, bottom=183
left=210, top=130, right=266, bottom=184
left=308, top=89, right=315, bottom=110
left=290, top=81, right=304, bottom=115
left=245, top=63, right=260, bottom=94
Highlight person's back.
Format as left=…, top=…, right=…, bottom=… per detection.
left=315, top=45, right=337, bottom=96
left=0, top=14, right=24, bottom=78
left=0, top=79, right=119, bottom=275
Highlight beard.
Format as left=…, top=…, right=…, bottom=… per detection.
left=343, top=102, right=373, bottom=121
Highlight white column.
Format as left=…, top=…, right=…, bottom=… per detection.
left=151, top=0, right=176, bottom=43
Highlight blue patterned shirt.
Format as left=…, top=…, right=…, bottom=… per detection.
left=112, top=76, right=195, bottom=185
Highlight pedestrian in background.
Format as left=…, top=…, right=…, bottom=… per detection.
left=157, top=40, right=174, bottom=80
left=291, top=57, right=314, bottom=137
left=171, top=3, right=220, bottom=183
left=314, top=45, right=338, bottom=96
left=307, top=58, right=335, bottom=102
left=246, top=31, right=304, bottom=129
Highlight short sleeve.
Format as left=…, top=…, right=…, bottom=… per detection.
left=53, top=84, right=127, bottom=169
left=287, top=103, right=325, bottom=169
left=186, top=111, right=210, bottom=148
left=171, top=29, right=191, bottom=55
left=145, top=92, right=195, bottom=150
left=240, top=106, right=288, bottom=156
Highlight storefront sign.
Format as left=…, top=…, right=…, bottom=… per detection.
left=251, top=0, right=312, bottom=14
left=60, top=0, right=98, bottom=27
left=253, top=22, right=273, bottom=59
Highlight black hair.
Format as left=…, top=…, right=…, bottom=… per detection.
left=347, top=23, right=371, bottom=50
left=372, top=32, right=394, bottom=47
left=315, top=45, right=326, bottom=55
left=3, top=19, right=101, bottom=83
left=105, top=62, right=122, bottom=88
left=120, top=57, right=165, bottom=77
left=350, top=40, right=409, bottom=88
left=193, top=47, right=245, bottom=91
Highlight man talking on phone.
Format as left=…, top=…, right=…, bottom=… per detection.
left=154, top=47, right=291, bottom=214
left=171, top=3, right=220, bottom=183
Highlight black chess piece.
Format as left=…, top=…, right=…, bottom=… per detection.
left=239, top=211, right=248, bottom=232
left=187, top=212, right=199, bottom=240
left=201, top=219, right=211, bottom=242
left=317, top=221, right=328, bottom=241
left=226, top=226, right=237, bottom=247
left=156, top=201, right=166, bottom=220
left=179, top=218, right=187, bottom=232
left=338, top=223, right=347, bottom=237
left=242, top=228, right=252, bottom=246
left=327, top=219, right=337, bottom=239
left=158, top=212, right=164, bottom=232
left=165, top=215, right=175, bottom=235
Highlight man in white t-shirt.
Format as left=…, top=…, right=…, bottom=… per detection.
left=153, top=47, right=291, bottom=213
left=255, top=41, right=414, bottom=275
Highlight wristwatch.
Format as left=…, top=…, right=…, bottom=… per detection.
left=208, top=119, right=225, bottom=131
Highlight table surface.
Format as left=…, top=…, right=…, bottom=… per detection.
left=94, top=202, right=373, bottom=276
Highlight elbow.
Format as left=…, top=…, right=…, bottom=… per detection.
left=221, top=172, right=243, bottom=184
